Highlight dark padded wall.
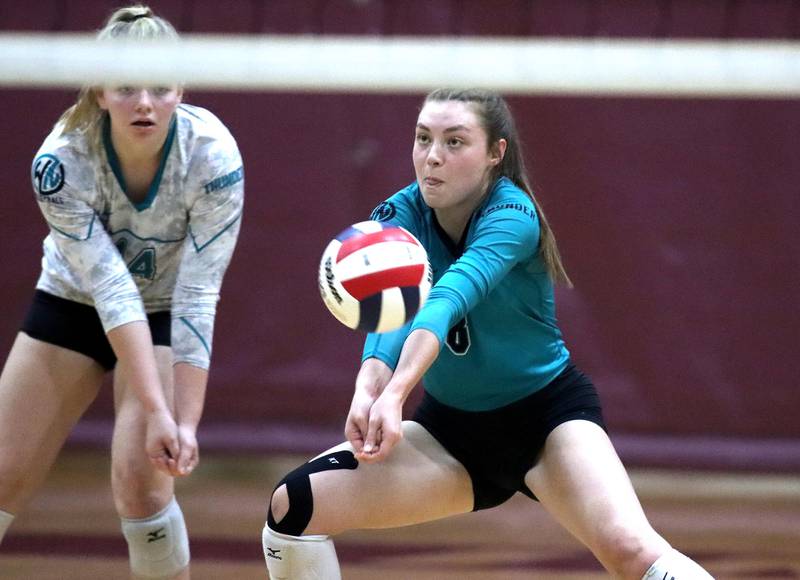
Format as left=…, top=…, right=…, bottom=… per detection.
left=1, top=0, right=798, bottom=470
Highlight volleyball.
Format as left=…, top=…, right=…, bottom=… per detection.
left=318, top=221, right=432, bottom=333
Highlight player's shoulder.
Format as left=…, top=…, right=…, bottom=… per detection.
left=478, top=177, right=538, bottom=223
left=175, top=105, right=241, bottom=175
left=32, top=124, right=96, bottom=196
left=176, top=104, right=236, bottom=145
left=35, top=123, right=92, bottom=162
left=391, top=182, right=427, bottom=210
left=369, top=182, right=424, bottom=223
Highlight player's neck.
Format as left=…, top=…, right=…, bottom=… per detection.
left=108, top=123, right=167, bottom=166
left=107, top=124, right=167, bottom=202
left=114, top=139, right=162, bottom=166
left=115, top=144, right=162, bottom=201
left=434, top=192, right=486, bottom=244
left=434, top=207, right=472, bottom=245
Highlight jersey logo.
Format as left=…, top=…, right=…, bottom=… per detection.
left=33, top=154, right=65, bottom=196
left=370, top=201, right=396, bottom=222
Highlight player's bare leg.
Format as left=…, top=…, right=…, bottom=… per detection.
left=0, top=333, right=104, bottom=533
left=264, top=421, right=473, bottom=578
left=526, top=420, right=712, bottom=579
left=113, top=345, right=189, bottom=579
left=273, top=421, right=473, bottom=535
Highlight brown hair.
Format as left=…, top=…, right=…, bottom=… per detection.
left=423, top=88, right=572, bottom=286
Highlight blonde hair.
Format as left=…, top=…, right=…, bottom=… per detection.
left=57, top=5, right=179, bottom=136
left=424, top=88, right=573, bottom=287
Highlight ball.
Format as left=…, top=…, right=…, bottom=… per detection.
left=318, top=220, right=432, bottom=333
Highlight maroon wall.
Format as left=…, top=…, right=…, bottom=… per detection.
left=1, top=0, right=798, bottom=471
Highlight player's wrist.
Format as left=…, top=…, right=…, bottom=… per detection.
left=176, top=421, right=198, bottom=435
left=146, top=405, right=174, bottom=420
left=378, top=384, right=409, bottom=407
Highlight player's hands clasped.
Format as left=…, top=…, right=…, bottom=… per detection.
left=345, top=386, right=379, bottom=455
left=356, top=391, right=404, bottom=463
left=146, top=408, right=181, bottom=476
left=346, top=358, right=396, bottom=461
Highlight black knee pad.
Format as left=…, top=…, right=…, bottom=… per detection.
left=267, top=450, right=358, bottom=536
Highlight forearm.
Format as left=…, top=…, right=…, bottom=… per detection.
left=361, top=322, right=411, bottom=370
left=173, top=362, right=208, bottom=430
left=170, top=179, right=242, bottom=368
left=381, top=328, right=439, bottom=404
left=107, top=321, right=170, bottom=414
left=356, top=357, right=394, bottom=396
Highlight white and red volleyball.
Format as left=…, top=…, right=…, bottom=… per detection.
left=318, top=220, right=431, bottom=333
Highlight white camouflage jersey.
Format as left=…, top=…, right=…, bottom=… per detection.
left=30, top=104, right=244, bottom=369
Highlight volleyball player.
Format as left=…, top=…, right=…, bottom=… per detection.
left=262, top=89, right=713, bottom=579
left=0, top=6, right=243, bottom=579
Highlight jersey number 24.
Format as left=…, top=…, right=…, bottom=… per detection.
left=116, top=239, right=156, bottom=280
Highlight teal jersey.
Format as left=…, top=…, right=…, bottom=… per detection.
left=363, top=177, right=570, bottom=411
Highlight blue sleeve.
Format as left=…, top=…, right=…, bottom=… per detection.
left=361, top=185, right=421, bottom=367
left=410, top=202, right=540, bottom=345
left=361, top=321, right=412, bottom=369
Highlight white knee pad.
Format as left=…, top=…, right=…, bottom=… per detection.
left=263, top=525, right=341, bottom=580
left=0, top=508, right=14, bottom=544
left=121, top=497, right=190, bottom=579
left=643, top=549, right=715, bottom=580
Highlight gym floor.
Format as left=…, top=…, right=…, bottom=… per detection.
left=2, top=450, right=799, bottom=579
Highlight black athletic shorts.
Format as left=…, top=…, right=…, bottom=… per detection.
left=21, top=289, right=171, bottom=371
left=412, top=362, right=606, bottom=511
